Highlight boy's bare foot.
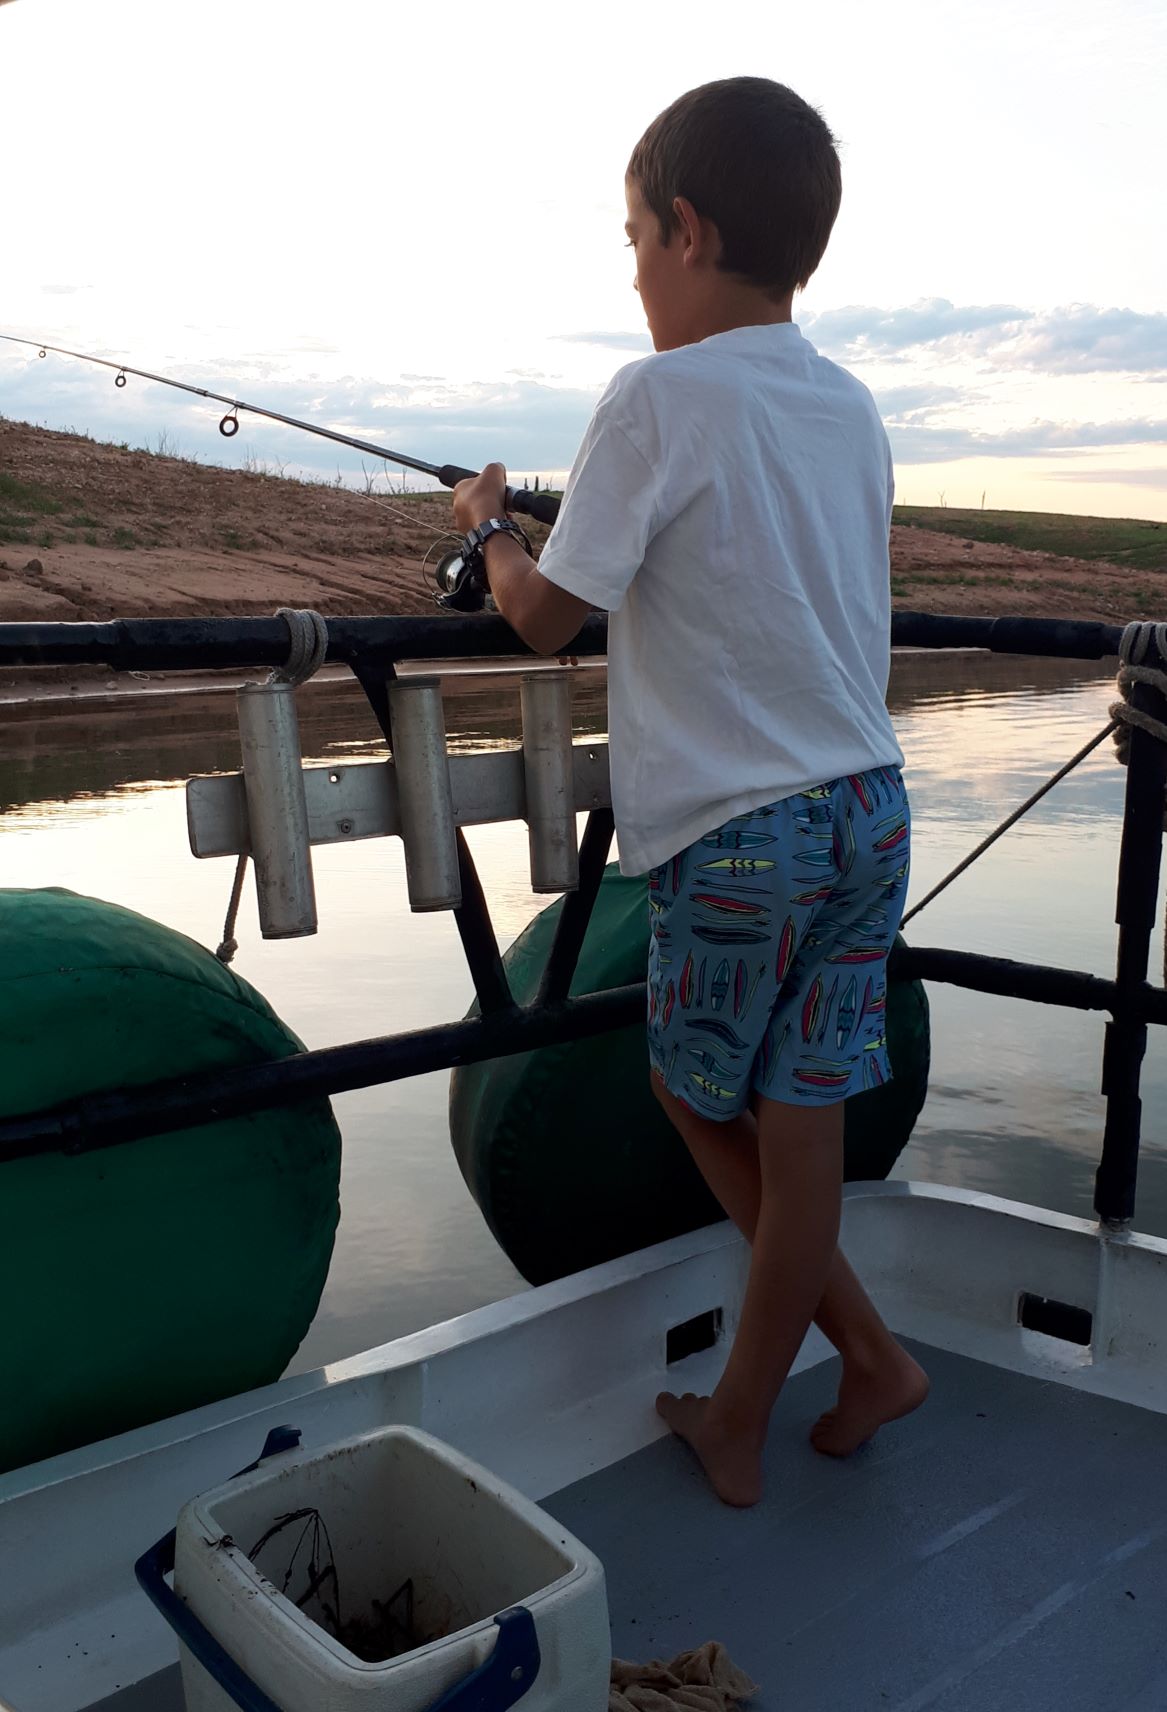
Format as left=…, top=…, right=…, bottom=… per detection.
left=810, top=1347, right=930, bottom=1456
left=656, top=1391, right=765, bottom=1507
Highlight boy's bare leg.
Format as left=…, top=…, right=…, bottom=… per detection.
left=653, top=1077, right=928, bottom=1469
left=656, top=1094, right=842, bottom=1504
left=808, top=1252, right=930, bottom=1456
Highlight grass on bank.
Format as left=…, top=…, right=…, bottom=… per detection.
left=0, top=471, right=64, bottom=544
left=893, top=506, right=1167, bottom=575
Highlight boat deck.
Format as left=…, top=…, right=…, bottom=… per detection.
left=87, top=1341, right=1167, bottom=1712
left=549, top=1342, right=1167, bottom=1712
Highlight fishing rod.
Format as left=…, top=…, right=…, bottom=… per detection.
left=0, top=333, right=563, bottom=530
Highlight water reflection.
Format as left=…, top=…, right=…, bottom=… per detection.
left=1, top=650, right=1164, bottom=1375
left=0, top=675, right=610, bottom=817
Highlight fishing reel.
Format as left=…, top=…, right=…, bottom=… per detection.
left=430, top=519, right=534, bottom=613
left=432, top=547, right=492, bottom=613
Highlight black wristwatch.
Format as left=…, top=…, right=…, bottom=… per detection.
left=460, top=517, right=534, bottom=574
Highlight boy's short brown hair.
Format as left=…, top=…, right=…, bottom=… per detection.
left=628, top=77, right=841, bottom=301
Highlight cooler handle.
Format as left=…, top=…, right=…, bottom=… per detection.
left=135, top=1426, right=302, bottom=1712
left=423, top=1606, right=541, bottom=1712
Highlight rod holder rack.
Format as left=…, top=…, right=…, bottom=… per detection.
left=189, top=685, right=612, bottom=915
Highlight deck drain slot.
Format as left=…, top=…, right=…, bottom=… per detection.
left=667, top=1308, right=723, bottom=1365
left=1017, top=1292, right=1092, bottom=1346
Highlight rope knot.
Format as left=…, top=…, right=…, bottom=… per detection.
left=270, top=608, right=329, bottom=687
left=1111, top=620, right=1167, bottom=770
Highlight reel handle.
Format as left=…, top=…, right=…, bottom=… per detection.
left=436, top=464, right=562, bottom=527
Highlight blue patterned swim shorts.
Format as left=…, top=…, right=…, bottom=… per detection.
left=646, top=766, right=910, bottom=1118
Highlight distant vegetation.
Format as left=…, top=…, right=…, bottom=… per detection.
left=894, top=506, right=1167, bottom=575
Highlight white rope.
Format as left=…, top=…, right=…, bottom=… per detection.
left=214, top=851, right=249, bottom=965
left=270, top=607, right=329, bottom=686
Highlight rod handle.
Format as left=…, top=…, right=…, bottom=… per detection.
left=507, top=486, right=562, bottom=526
left=435, top=464, right=562, bottom=527
left=436, top=462, right=480, bottom=488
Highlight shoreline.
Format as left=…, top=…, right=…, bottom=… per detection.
left=0, top=643, right=1114, bottom=712
left=0, top=655, right=609, bottom=711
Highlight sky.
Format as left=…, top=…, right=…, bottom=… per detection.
left=1, top=0, right=1165, bottom=519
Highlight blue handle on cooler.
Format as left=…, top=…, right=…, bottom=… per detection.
left=419, top=1608, right=541, bottom=1712
left=134, top=1425, right=540, bottom=1712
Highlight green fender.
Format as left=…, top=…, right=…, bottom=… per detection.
left=451, top=865, right=929, bottom=1285
left=0, top=889, right=341, bottom=1474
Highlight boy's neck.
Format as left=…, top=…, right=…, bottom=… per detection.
left=671, top=287, right=795, bottom=350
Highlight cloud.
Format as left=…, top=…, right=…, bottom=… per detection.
left=559, top=304, right=1167, bottom=379
left=890, top=416, right=1167, bottom=464
left=1042, top=468, right=1167, bottom=491
left=987, top=305, right=1167, bottom=375
left=285, top=335, right=342, bottom=355
left=554, top=330, right=654, bottom=352
left=874, top=384, right=966, bottom=417
left=806, top=299, right=1027, bottom=356
left=805, top=299, right=1167, bottom=377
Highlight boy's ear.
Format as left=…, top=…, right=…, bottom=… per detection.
left=672, top=195, right=720, bottom=269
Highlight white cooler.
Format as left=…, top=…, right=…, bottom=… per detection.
left=142, top=1425, right=610, bottom=1712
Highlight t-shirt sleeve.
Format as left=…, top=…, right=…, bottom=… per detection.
left=535, top=384, right=667, bottom=613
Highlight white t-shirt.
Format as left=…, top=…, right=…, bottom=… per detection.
left=537, top=321, right=905, bottom=876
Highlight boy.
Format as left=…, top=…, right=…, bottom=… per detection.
left=452, top=76, right=928, bottom=1508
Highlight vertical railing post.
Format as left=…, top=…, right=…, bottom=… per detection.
left=537, top=808, right=616, bottom=1005
left=353, top=664, right=514, bottom=1017
left=451, top=829, right=515, bottom=1016
left=1096, top=672, right=1167, bottom=1226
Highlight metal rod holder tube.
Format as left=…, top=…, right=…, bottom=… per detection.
left=520, top=672, right=579, bottom=893
left=236, top=681, right=317, bottom=938
left=388, top=676, right=462, bottom=911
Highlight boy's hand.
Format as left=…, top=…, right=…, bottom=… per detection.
left=452, top=462, right=508, bottom=533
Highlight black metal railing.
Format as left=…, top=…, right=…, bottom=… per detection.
left=0, top=609, right=1162, bottom=1229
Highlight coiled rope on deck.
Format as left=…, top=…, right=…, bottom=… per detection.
left=215, top=609, right=329, bottom=964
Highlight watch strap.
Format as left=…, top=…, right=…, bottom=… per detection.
left=461, top=517, right=534, bottom=569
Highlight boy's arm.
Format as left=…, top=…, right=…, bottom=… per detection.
left=453, top=463, right=592, bottom=655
